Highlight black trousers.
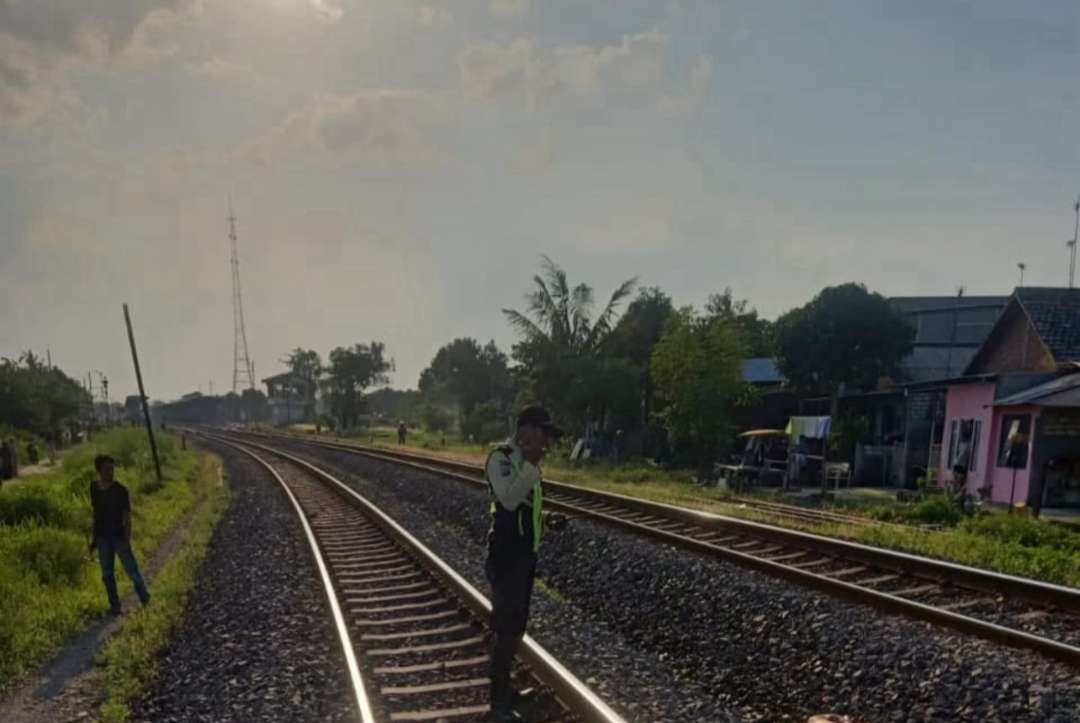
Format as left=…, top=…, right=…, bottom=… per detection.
left=485, top=552, right=537, bottom=708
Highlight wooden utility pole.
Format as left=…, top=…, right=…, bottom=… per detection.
left=123, top=303, right=163, bottom=483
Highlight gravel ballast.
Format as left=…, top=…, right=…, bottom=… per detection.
left=274, top=439, right=1080, bottom=723
left=132, top=441, right=356, bottom=723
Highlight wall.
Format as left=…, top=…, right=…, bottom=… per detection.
left=938, top=382, right=995, bottom=489
left=983, top=404, right=1039, bottom=506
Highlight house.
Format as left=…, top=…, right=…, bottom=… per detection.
left=735, top=358, right=798, bottom=431
left=794, top=295, right=1008, bottom=486
left=937, top=288, right=1080, bottom=510
left=262, top=372, right=310, bottom=426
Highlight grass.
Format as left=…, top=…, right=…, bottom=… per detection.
left=290, top=424, right=1080, bottom=588
left=0, top=427, right=222, bottom=694
left=95, top=454, right=228, bottom=722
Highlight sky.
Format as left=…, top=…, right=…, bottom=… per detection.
left=2, top=1, right=1080, bottom=402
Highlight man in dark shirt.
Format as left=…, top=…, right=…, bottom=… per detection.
left=89, top=454, right=150, bottom=614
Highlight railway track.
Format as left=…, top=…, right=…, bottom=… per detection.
left=196, top=431, right=625, bottom=723
left=226, top=428, right=1080, bottom=669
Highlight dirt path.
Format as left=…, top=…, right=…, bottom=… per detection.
left=0, top=494, right=216, bottom=723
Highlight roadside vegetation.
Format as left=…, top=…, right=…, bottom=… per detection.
left=0, top=427, right=227, bottom=699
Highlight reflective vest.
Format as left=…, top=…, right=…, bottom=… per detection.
left=486, top=445, right=544, bottom=555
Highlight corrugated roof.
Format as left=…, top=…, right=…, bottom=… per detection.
left=994, top=372, right=1080, bottom=407
left=742, top=357, right=785, bottom=384
left=1015, top=287, right=1080, bottom=363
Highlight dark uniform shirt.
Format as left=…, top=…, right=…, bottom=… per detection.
left=91, top=481, right=130, bottom=541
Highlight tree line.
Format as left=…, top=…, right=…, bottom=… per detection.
left=280, top=258, right=915, bottom=470
left=0, top=352, right=91, bottom=440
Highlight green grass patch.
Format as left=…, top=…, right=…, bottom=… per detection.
left=0, top=428, right=210, bottom=693
left=95, top=456, right=229, bottom=722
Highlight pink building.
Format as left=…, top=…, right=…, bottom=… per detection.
left=937, top=289, right=1080, bottom=510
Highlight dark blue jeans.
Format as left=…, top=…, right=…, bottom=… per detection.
left=96, top=538, right=149, bottom=611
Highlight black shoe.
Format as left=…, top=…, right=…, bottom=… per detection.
left=109, top=607, right=122, bottom=617
left=140, top=594, right=151, bottom=607
left=486, top=707, right=523, bottom=723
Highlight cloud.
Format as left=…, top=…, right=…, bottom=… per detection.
left=457, top=30, right=679, bottom=108
left=185, top=57, right=251, bottom=80
left=0, top=1, right=199, bottom=128
left=415, top=4, right=454, bottom=29
left=536, top=30, right=668, bottom=105
left=309, top=0, right=345, bottom=23
left=458, top=38, right=532, bottom=100
left=239, top=90, right=440, bottom=168
left=490, top=0, right=529, bottom=17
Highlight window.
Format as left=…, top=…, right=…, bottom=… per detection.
left=997, top=414, right=1031, bottom=468
left=948, top=417, right=982, bottom=472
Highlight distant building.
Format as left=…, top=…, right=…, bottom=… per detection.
left=262, top=372, right=310, bottom=426
left=936, top=288, right=1080, bottom=509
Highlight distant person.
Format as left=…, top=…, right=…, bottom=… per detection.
left=27, top=440, right=39, bottom=465
left=397, top=421, right=407, bottom=445
left=484, top=406, right=567, bottom=721
left=89, top=454, right=150, bottom=614
left=5, top=437, right=17, bottom=478
left=0, top=438, right=11, bottom=482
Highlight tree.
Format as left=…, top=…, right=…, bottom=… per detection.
left=650, top=308, right=747, bottom=474
left=774, top=283, right=916, bottom=413
left=706, top=288, right=775, bottom=357
left=0, top=355, right=89, bottom=437
left=418, top=338, right=514, bottom=440
left=503, top=256, right=636, bottom=433
left=607, top=287, right=675, bottom=428
left=326, top=342, right=393, bottom=429
left=281, top=348, right=322, bottom=417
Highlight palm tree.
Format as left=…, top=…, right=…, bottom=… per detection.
left=503, top=256, right=636, bottom=357
left=503, top=257, right=636, bottom=434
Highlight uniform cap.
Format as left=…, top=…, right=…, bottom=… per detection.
left=516, top=405, right=564, bottom=439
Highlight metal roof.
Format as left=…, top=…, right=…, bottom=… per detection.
left=993, top=373, right=1080, bottom=407
left=742, top=357, right=785, bottom=384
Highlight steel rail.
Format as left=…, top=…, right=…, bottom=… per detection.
left=209, top=435, right=377, bottom=723
left=197, top=429, right=626, bottom=723
left=235, top=429, right=1080, bottom=668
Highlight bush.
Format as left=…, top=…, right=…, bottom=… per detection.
left=903, top=496, right=963, bottom=526
left=0, top=491, right=69, bottom=527
left=6, top=527, right=87, bottom=586
left=961, top=512, right=1080, bottom=553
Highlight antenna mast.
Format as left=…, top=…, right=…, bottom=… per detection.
left=1068, top=197, right=1079, bottom=289
left=229, top=198, right=256, bottom=393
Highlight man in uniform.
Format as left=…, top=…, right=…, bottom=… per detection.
left=484, top=405, right=567, bottom=721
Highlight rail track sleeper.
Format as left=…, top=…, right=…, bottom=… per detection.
left=353, top=610, right=461, bottom=627
left=374, top=656, right=490, bottom=675
left=853, top=573, right=900, bottom=586
left=366, top=635, right=487, bottom=656
left=348, top=589, right=442, bottom=605
left=362, top=623, right=474, bottom=642
left=350, top=599, right=449, bottom=614
left=388, top=703, right=491, bottom=721
left=824, top=566, right=869, bottom=579
left=892, top=584, right=941, bottom=597
left=381, top=678, right=490, bottom=695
